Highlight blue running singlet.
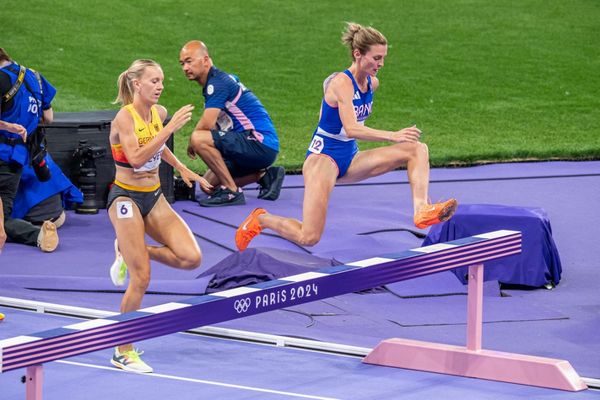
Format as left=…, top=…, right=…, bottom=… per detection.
left=306, top=69, right=373, bottom=177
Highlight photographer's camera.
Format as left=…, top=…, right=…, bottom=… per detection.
left=73, top=139, right=106, bottom=214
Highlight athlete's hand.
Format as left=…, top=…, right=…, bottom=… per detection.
left=195, top=176, right=213, bottom=193
left=5, top=123, right=28, bottom=142
left=166, top=104, right=194, bottom=134
left=389, top=125, right=421, bottom=143
left=179, top=167, right=214, bottom=192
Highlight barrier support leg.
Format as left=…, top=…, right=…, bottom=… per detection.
left=25, top=365, right=43, bottom=400
left=363, top=264, right=587, bottom=391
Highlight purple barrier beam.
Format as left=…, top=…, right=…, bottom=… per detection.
left=1, top=230, right=521, bottom=373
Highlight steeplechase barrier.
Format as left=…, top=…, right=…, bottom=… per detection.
left=0, top=230, right=587, bottom=398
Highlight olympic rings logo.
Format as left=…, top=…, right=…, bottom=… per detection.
left=234, top=298, right=251, bottom=314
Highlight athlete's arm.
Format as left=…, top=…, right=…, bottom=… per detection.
left=193, top=107, right=220, bottom=131
left=41, top=108, right=53, bottom=125
left=332, top=75, right=420, bottom=143
left=162, top=147, right=213, bottom=192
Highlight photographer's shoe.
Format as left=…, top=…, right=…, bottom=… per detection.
left=414, top=199, right=458, bottom=229
left=52, top=211, right=66, bottom=229
left=110, top=239, right=128, bottom=287
left=258, top=166, right=285, bottom=201
left=37, top=221, right=59, bottom=252
left=199, top=186, right=245, bottom=207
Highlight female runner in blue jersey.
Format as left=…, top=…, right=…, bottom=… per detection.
left=236, top=23, right=457, bottom=250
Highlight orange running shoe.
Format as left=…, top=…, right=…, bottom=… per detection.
left=236, top=208, right=267, bottom=251
left=414, top=199, right=458, bottom=229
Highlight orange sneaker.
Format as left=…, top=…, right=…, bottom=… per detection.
left=235, top=208, right=267, bottom=251
left=414, top=199, right=458, bottom=229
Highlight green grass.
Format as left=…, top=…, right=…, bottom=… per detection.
left=4, top=0, right=599, bottom=171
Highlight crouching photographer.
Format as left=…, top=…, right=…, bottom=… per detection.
left=0, top=47, right=59, bottom=252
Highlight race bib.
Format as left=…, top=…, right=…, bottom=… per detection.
left=116, top=201, right=133, bottom=219
left=308, top=135, right=325, bottom=154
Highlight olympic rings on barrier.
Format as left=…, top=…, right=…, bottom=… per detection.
left=234, top=298, right=251, bottom=314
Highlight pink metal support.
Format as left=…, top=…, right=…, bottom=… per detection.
left=363, top=264, right=588, bottom=392
left=466, top=264, right=483, bottom=351
left=25, top=365, right=43, bottom=400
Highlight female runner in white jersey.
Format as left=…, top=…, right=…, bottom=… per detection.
left=107, top=59, right=212, bottom=373
left=236, top=23, right=457, bottom=251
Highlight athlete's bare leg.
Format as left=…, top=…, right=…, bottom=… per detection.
left=340, top=141, right=430, bottom=213
left=109, top=198, right=151, bottom=352
left=259, top=154, right=337, bottom=246
left=144, top=196, right=202, bottom=270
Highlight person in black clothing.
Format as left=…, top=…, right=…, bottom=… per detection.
left=0, top=48, right=58, bottom=252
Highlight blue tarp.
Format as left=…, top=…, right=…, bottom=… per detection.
left=423, top=204, right=562, bottom=287
left=12, top=153, right=83, bottom=218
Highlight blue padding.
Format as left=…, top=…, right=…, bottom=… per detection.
left=318, top=265, right=358, bottom=274
left=250, top=279, right=289, bottom=289
left=106, top=311, right=152, bottom=321
left=382, top=250, right=422, bottom=260
left=178, top=295, right=222, bottom=305
left=31, top=327, right=77, bottom=339
left=447, top=236, right=487, bottom=246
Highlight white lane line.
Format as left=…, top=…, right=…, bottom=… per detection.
left=57, top=360, right=340, bottom=400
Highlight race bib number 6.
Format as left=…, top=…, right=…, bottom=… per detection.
left=308, top=135, right=324, bottom=154
left=117, top=201, right=133, bottom=219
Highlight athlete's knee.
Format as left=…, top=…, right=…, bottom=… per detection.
left=298, top=231, right=322, bottom=247
left=129, top=271, right=150, bottom=293
left=179, top=248, right=202, bottom=270
left=416, top=141, right=429, bottom=156
left=398, top=141, right=428, bottom=160
left=190, top=130, right=213, bottom=151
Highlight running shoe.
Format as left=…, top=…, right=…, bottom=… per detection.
left=109, top=239, right=128, bottom=287
left=414, top=199, right=458, bottom=229
left=111, top=348, right=153, bottom=373
left=258, top=166, right=285, bottom=200
left=199, top=186, right=245, bottom=207
left=235, top=208, right=267, bottom=251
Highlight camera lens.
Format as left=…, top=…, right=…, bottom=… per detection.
left=74, top=142, right=105, bottom=215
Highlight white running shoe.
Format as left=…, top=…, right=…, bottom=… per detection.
left=111, top=348, right=153, bottom=373
left=109, top=239, right=127, bottom=286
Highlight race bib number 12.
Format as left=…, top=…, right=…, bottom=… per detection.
left=308, top=136, right=324, bottom=154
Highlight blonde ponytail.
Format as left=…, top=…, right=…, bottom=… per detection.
left=113, top=59, right=161, bottom=105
